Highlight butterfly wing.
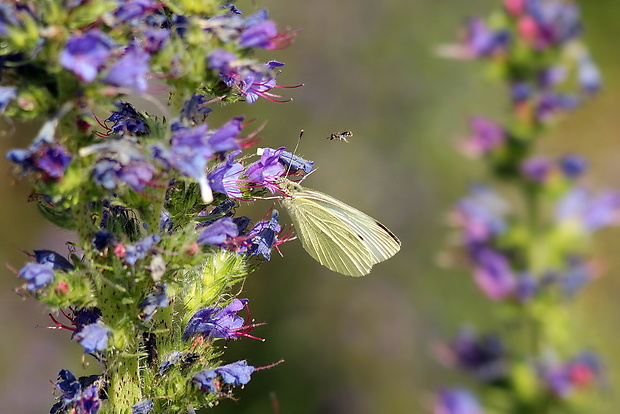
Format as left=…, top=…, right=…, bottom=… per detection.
left=294, top=189, right=401, bottom=264
left=282, top=195, right=375, bottom=276
left=279, top=180, right=400, bottom=276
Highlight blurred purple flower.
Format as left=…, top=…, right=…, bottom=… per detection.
left=556, top=187, right=620, bottom=232
left=539, top=352, right=603, bottom=397
left=0, top=86, right=16, bottom=114
left=132, top=399, right=154, bottom=414
left=19, top=262, right=54, bottom=291
left=50, top=370, right=102, bottom=414
left=455, top=185, right=508, bottom=244
left=60, top=30, right=115, bottom=82
left=471, top=247, right=517, bottom=300
left=434, top=388, right=484, bottom=414
left=446, top=328, right=507, bottom=382
left=104, top=47, right=151, bottom=93
left=461, top=117, right=505, bottom=157
left=197, top=216, right=239, bottom=246
left=559, top=154, right=587, bottom=179
left=193, top=360, right=255, bottom=394
left=73, top=323, right=110, bottom=353
left=521, top=156, right=552, bottom=183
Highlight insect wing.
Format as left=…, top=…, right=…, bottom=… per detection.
left=295, top=189, right=401, bottom=264
left=281, top=194, right=375, bottom=276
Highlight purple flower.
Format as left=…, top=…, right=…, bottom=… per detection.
left=60, top=30, right=115, bottom=82
left=577, top=54, right=602, bottom=94
left=207, top=50, right=298, bottom=103
left=208, top=150, right=244, bottom=198
left=559, top=154, right=587, bottom=179
left=462, top=17, right=509, bottom=58
left=521, top=156, right=552, bottom=183
left=193, top=360, right=255, bottom=393
left=106, top=102, right=149, bottom=136
left=104, top=47, right=151, bottom=93
left=245, top=147, right=285, bottom=192
left=50, top=370, right=102, bottom=414
left=239, top=10, right=297, bottom=50
left=197, top=217, right=239, bottom=246
left=117, top=160, right=156, bottom=192
left=183, top=298, right=254, bottom=341
left=447, top=329, right=507, bottom=381
left=0, top=85, right=16, bottom=114
left=132, top=399, right=154, bottom=414
left=73, top=323, right=110, bottom=353
left=120, top=234, right=160, bottom=265
left=170, top=124, right=215, bottom=202
left=461, top=117, right=505, bottom=157
left=139, top=284, right=168, bottom=321
left=471, top=247, right=516, bottom=300
left=455, top=186, right=508, bottom=244
left=33, top=250, right=74, bottom=271
left=247, top=210, right=281, bottom=260
left=114, top=0, right=158, bottom=22
left=539, top=352, right=602, bottom=397
left=434, top=388, right=484, bottom=414
left=278, top=150, right=314, bottom=174
left=180, top=94, right=213, bottom=122
left=19, top=262, right=54, bottom=291
left=143, top=28, right=170, bottom=52
left=71, top=308, right=103, bottom=332
left=7, top=140, right=72, bottom=181
left=556, top=187, right=620, bottom=232
left=208, top=117, right=243, bottom=153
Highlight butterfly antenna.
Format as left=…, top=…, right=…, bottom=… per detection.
left=285, top=129, right=304, bottom=176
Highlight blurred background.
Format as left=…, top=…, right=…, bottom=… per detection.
left=2, top=0, right=620, bottom=412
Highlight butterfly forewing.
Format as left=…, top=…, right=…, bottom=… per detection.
left=277, top=178, right=401, bottom=276
left=282, top=195, right=374, bottom=276
left=295, top=190, right=401, bottom=263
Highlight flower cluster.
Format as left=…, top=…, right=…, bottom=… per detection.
left=1, top=1, right=309, bottom=413
left=437, top=1, right=610, bottom=412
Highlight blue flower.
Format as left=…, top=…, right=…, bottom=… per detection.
left=33, top=249, right=74, bottom=271
left=0, top=86, right=16, bottom=114
left=183, top=298, right=256, bottom=341
left=19, top=262, right=54, bottom=291
left=114, top=0, right=158, bottom=22
left=138, top=284, right=168, bottom=321
left=121, top=234, right=160, bottom=265
left=180, top=94, right=213, bottom=123
left=197, top=217, right=239, bottom=246
left=104, top=47, right=151, bottom=94
left=559, top=154, right=587, bottom=179
left=556, top=187, right=620, bottom=232
left=132, top=399, right=154, bottom=414
left=193, top=360, right=255, bottom=394
left=278, top=150, right=314, bottom=174
left=106, top=102, right=149, bottom=136
left=73, top=323, right=110, bottom=353
left=208, top=150, right=244, bottom=198
left=434, top=388, right=484, bottom=414
left=246, top=210, right=281, bottom=260
left=461, top=117, right=505, bottom=157
left=50, top=370, right=102, bottom=414
left=60, top=30, right=115, bottom=82
left=7, top=139, right=72, bottom=181
left=455, top=185, right=508, bottom=244
left=521, top=156, right=553, bottom=183
left=446, top=328, right=507, bottom=382
left=471, top=246, right=516, bottom=301
left=208, top=117, right=243, bottom=153
left=170, top=124, right=215, bottom=202
left=245, top=147, right=285, bottom=192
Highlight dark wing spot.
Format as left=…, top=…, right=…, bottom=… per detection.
left=375, top=220, right=401, bottom=245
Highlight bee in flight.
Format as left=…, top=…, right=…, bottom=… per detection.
left=327, top=131, right=353, bottom=143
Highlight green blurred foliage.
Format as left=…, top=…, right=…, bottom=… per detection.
left=2, top=0, right=620, bottom=413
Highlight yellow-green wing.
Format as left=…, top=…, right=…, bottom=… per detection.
left=281, top=194, right=375, bottom=276
left=297, top=189, right=401, bottom=264
left=278, top=180, right=400, bottom=276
